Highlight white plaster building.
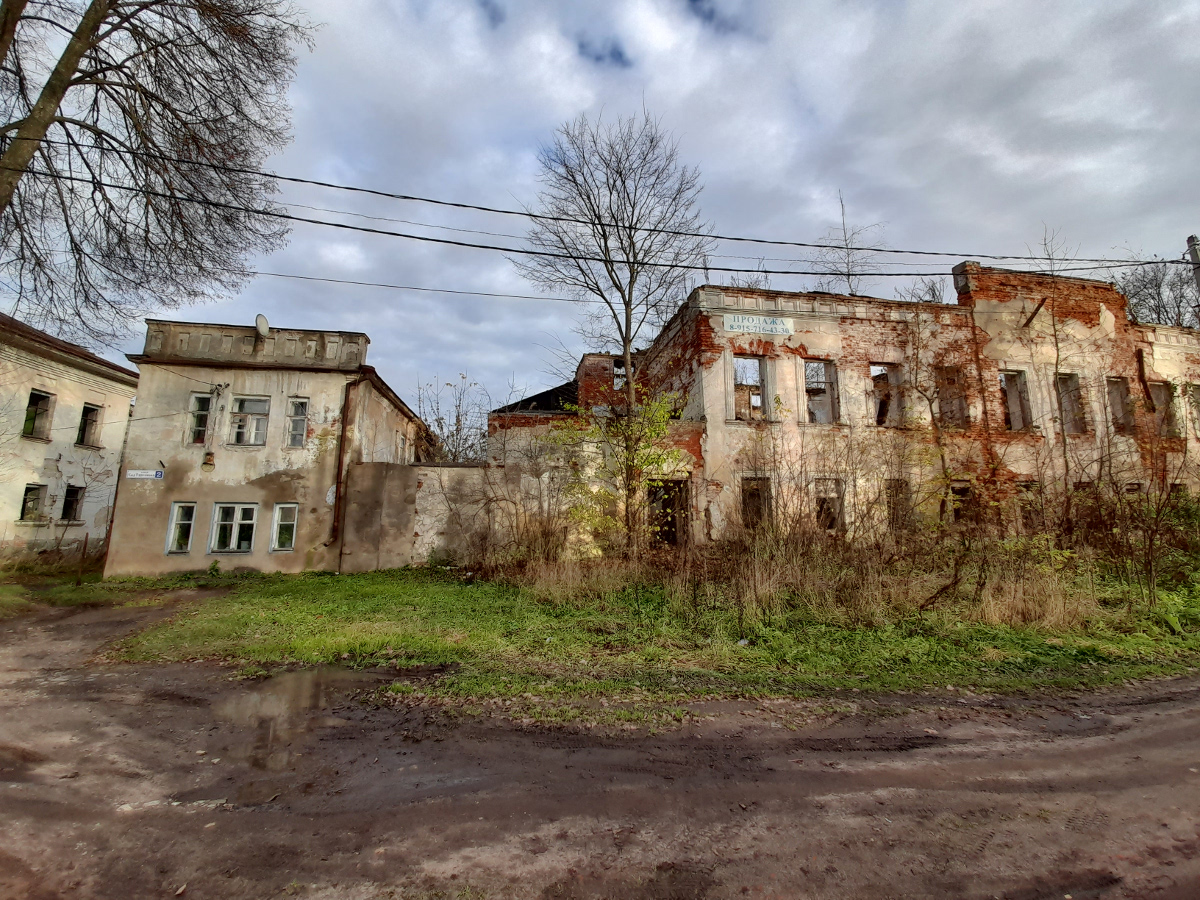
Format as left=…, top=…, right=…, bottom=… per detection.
left=0, top=312, right=138, bottom=557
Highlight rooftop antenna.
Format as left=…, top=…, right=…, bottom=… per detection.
left=255, top=314, right=269, bottom=338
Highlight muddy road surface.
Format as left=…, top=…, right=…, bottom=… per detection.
left=1, top=601, right=1199, bottom=900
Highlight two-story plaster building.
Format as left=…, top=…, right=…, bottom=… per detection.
left=104, top=317, right=429, bottom=577
left=0, top=313, right=139, bottom=557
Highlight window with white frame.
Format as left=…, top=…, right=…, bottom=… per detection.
left=286, top=398, right=308, bottom=448
left=211, top=503, right=257, bottom=552
left=272, top=503, right=298, bottom=551
left=167, top=502, right=197, bottom=553
left=229, top=397, right=269, bottom=445
left=188, top=394, right=211, bottom=445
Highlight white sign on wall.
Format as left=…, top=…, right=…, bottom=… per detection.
left=127, top=469, right=164, bottom=479
left=723, top=313, right=794, bottom=336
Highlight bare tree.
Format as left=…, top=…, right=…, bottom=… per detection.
left=811, top=191, right=884, bottom=296
left=1114, top=256, right=1200, bottom=328
left=513, top=112, right=713, bottom=555
left=417, top=373, right=488, bottom=463
left=0, top=0, right=312, bottom=344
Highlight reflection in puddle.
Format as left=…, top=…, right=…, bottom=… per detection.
left=213, top=668, right=377, bottom=770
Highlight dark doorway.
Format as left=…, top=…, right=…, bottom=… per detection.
left=741, top=477, right=771, bottom=531
left=649, top=480, right=689, bottom=545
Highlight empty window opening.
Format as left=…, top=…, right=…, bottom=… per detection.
left=741, top=477, right=771, bottom=530
left=1190, top=385, right=1200, bottom=434
left=61, top=485, right=84, bottom=521
left=813, top=478, right=846, bottom=532
left=168, top=502, right=196, bottom=554
left=1056, top=373, right=1087, bottom=434
left=272, top=504, right=298, bottom=551
left=1016, top=481, right=1042, bottom=533
left=950, top=482, right=975, bottom=523
left=230, top=397, right=269, bottom=446
left=23, top=390, right=52, bottom=439
left=935, top=366, right=968, bottom=428
left=734, top=356, right=765, bottom=421
left=805, top=360, right=839, bottom=424
left=870, top=365, right=902, bottom=426
left=189, top=394, right=211, bottom=445
left=649, top=480, right=688, bottom=546
left=286, top=398, right=309, bottom=448
left=1170, top=483, right=1188, bottom=498
left=20, top=484, right=46, bottom=521
left=1107, top=377, right=1134, bottom=434
left=1148, top=382, right=1179, bottom=437
left=212, top=504, right=257, bottom=552
left=76, top=403, right=102, bottom=447
left=999, top=371, right=1032, bottom=431
left=885, top=478, right=912, bottom=531
left=1124, top=482, right=1144, bottom=495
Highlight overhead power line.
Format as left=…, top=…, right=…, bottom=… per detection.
left=2, top=164, right=1175, bottom=279
left=15, top=136, right=1188, bottom=267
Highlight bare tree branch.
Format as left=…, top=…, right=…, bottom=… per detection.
left=0, top=0, right=313, bottom=345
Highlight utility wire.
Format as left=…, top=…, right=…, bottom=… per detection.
left=16, top=136, right=1188, bottom=267
left=2, top=165, right=1175, bottom=279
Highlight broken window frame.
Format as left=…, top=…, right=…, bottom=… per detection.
left=804, top=360, right=839, bottom=425
left=612, top=358, right=627, bottom=392
left=75, top=403, right=102, bottom=447
left=167, top=502, right=196, bottom=554
left=999, top=370, right=1032, bottom=431
left=949, top=481, right=975, bottom=524
left=812, top=477, right=846, bottom=532
left=211, top=503, right=257, bottom=553
left=229, top=396, right=270, bottom=446
left=20, top=484, right=46, bottom=521
left=733, top=355, right=766, bottom=422
left=741, top=477, right=771, bottom=530
left=935, top=366, right=968, bottom=429
left=188, top=393, right=211, bottom=445
left=1148, top=382, right=1180, bottom=438
left=22, top=390, right=52, bottom=439
left=869, top=364, right=902, bottom=427
left=61, top=485, right=84, bottom=522
left=271, top=503, right=298, bottom=551
left=286, top=398, right=309, bottom=448
left=1107, top=377, right=1134, bottom=434
left=1055, top=372, right=1087, bottom=435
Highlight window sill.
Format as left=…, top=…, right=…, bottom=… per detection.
left=14, top=519, right=51, bottom=526
left=74, top=443, right=104, bottom=451
left=209, top=550, right=252, bottom=554
left=270, top=547, right=295, bottom=553
left=20, top=434, right=51, bottom=444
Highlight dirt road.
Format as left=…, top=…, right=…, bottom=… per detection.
left=1, top=600, right=1199, bottom=900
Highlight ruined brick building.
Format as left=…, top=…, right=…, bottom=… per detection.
left=487, top=263, right=1200, bottom=546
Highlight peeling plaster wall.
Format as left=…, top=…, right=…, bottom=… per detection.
left=487, top=266, right=1200, bottom=546
left=0, top=341, right=136, bottom=555
left=104, top=363, right=351, bottom=577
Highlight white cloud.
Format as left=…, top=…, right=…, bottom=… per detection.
left=120, top=0, right=1200, bottom=406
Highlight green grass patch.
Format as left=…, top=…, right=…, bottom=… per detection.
left=0, top=583, right=35, bottom=619
left=113, top=567, right=1200, bottom=706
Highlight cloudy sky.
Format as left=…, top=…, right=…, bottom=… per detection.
left=118, top=0, right=1200, bottom=405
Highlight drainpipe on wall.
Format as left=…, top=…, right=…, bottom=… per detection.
left=324, top=374, right=364, bottom=567
left=99, top=400, right=134, bottom=573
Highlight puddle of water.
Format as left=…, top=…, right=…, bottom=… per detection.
left=213, top=667, right=378, bottom=770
